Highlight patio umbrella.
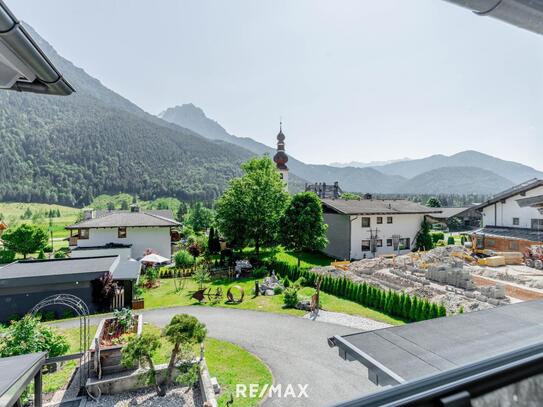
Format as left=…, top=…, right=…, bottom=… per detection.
left=140, top=253, right=170, bottom=264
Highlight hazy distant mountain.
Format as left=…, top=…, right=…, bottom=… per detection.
left=329, top=158, right=411, bottom=168
left=158, top=104, right=407, bottom=193
left=397, top=166, right=515, bottom=194
left=374, top=151, right=543, bottom=184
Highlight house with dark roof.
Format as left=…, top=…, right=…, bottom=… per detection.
left=66, top=207, right=181, bottom=260
left=470, top=179, right=543, bottom=252
left=0, top=256, right=139, bottom=323
left=321, top=198, right=441, bottom=260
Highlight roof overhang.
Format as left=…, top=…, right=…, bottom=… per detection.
left=0, top=1, right=74, bottom=95
left=444, top=0, right=543, bottom=35
left=517, top=194, right=543, bottom=208
left=329, top=300, right=543, bottom=387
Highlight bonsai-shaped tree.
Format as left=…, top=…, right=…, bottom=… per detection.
left=121, top=332, right=164, bottom=396
left=163, top=314, right=207, bottom=392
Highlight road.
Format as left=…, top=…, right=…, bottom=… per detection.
left=54, top=306, right=378, bottom=406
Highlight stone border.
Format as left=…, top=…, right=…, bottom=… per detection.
left=199, top=358, right=218, bottom=407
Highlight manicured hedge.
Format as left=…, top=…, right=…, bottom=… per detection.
left=266, top=260, right=447, bottom=322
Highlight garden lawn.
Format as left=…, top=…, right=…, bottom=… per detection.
left=143, top=277, right=402, bottom=325
left=242, top=247, right=334, bottom=268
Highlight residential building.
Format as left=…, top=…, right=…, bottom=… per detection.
left=471, top=179, right=543, bottom=252
left=0, top=256, right=139, bottom=323
left=427, top=206, right=481, bottom=230
left=66, top=207, right=181, bottom=260
left=321, top=198, right=441, bottom=259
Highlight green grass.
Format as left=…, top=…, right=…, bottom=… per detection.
left=143, top=277, right=403, bottom=325
left=241, top=247, right=334, bottom=268
left=47, top=324, right=271, bottom=407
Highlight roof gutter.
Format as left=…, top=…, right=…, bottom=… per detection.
left=444, top=0, right=543, bottom=35
left=0, top=0, right=74, bottom=95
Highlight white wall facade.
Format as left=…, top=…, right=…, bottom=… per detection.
left=75, top=227, right=172, bottom=259
left=349, top=213, right=425, bottom=259
left=481, top=185, right=543, bottom=229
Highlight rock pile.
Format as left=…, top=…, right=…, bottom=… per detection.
left=258, top=272, right=284, bottom=296
left=425, top=264, right=475, bottom=290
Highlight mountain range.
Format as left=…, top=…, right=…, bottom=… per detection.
left=0, top=24, right=541, bottom=206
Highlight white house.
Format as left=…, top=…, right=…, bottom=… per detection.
left=321, top=198, right=441, bottom=260
left=471, top=179, right=543, bottom=252
left=67, top=207, right=181, bottom=260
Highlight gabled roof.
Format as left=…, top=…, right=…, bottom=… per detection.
left=474, top=179, right=543, bottom=210
left=66, top=210, right=180, bottom=229
left=321, top=199, right=442, bottom=215
left=517, top=194, right=543, bottom=208
left=427, top=207, right=470, bottom=219
left=0, top=1, right=74, bottom=95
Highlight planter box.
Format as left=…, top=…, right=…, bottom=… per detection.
left=90, top=314, right=143, bottom=378
left=132, top=298, right=144, bottom=310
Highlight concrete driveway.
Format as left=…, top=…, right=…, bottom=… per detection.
left=55, top=307, right=378, bottom=406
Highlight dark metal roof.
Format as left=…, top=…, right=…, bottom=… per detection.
left=0, top=256, right=120, bottom=288
left=427, top=207, right=471, bottom=219
left=0, top=1, right=74, bottom=95
left=473, top=179, right=543, bottom=210
left=112, top=258, right=141, bottom=280
left=445, top=0, right=543, bottom=36
left=66, top=210, right=180, bottom=229
left=0, top=352, right=46, bottom=407
left=329, top=300, right=543, bottom=386
left=473, top=226, right=543, bottom=242
left=322, top=199, right=442, bottom=215
left=517, top=194, right=543, bottom=208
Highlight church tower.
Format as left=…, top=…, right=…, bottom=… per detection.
left=273, top=122, right=289, bottom=190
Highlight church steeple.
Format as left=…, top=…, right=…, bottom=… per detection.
left=273, top=121, right=289, bottom=189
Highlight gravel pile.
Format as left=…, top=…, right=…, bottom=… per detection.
left=86, top=385, right=202, bottom=407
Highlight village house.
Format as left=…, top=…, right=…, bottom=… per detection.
left=66, top=206, right=181, bottom=260
left=471, top=179, right=543, bottom=252
left=321, top=198, right=441, bottom=260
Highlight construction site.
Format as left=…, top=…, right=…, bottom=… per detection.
left=311, top=245, right=543, bottom=314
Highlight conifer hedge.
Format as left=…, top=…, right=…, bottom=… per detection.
left=266, top=260, right=447, bottom=322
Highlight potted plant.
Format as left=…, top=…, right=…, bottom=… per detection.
left=132, top=285, right=145, bottom=310
left=90, top=308, right=143, bottom=377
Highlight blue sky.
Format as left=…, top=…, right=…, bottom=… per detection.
left=10, top=0, right=543, bottom=169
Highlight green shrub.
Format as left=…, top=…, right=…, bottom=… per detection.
left=37, top=249, right=46, bottom=259
left=283, top=287, right=299, bottom=308
left=252, top=266, right=268, bottom=278
left=43, top=245, right=53, bottom=253
left=436, top=240, right=445, bottom=247
left=273, top=286, right=284, bottom=295
left=283, top=277, right=291, bottom=288
left=0, top=249, right=15, bottom=264
left=447, top=236, right=455, bottom=245
left=174, top=250, right=195, bottom=269
left=431, top=232, right=445, bottom=244
left=54, top=250, right=67, bottom=259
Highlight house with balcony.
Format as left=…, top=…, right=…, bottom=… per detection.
left=471, top=179, right=543, bottom=252
left=321, top=198, right=441, bottom=260
left=66, top=207, right=181, bottom=260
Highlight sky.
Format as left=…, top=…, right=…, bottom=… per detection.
left=9, top=0, right=543, bottom=170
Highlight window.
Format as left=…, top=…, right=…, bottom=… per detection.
left=513, top=217, right=520, bottom=226
left=118, top=227, right=127, bottom=238
left=387, top=216, right=393, bottom=224
left=79, top=228, right=89, bottom=239
left=509, top=240, right=519, bottom=250
left=361, top=217, right=370, bottom=228
left=386, top=239, right=392, bottom=247
left=361, top=240, right=371, bottom=251
left=532, top=219, right=543, bottom=229
left=399, top=238, right=410, bottom=250
left=376, top=239, right=383, bottom=247
left=377, top=216, right=383, bottom=224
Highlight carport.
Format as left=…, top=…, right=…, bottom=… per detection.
left=0, top=352, right=46, bottom=407
left=328, top=300, right=543, bottom=386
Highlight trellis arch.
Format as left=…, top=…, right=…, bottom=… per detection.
left=30, top=294, right=91, bottom=389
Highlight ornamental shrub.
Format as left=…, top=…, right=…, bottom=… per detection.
left=447, top=236, right=455, bottom=245
left=431, top=232, right=445, bottom=243
left=0, top=248, right=15, bottom=264
left=283, top=287, right=299, bottom=308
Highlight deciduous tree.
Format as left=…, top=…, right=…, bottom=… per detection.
left=2, top=224, right=48, bottom=258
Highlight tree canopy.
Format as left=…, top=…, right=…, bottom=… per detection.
left=183, top=202, right=214, bottom=233
left=425, top=197, right=442, bottom=208
left=2, top=224, right=48, bottom=258
left=279, top=192, right=328, bottom=268
left=415, top=218, right=434, bottom=251
left=215, top=157, right=289, bottom=254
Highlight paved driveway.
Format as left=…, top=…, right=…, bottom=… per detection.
left=55, top=307, right=378, bottom=406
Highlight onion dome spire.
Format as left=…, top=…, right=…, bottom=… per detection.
left=273, top=121, right=288, bottom=170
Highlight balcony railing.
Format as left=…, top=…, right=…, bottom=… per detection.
left=332, top=340, right=543, bottom=407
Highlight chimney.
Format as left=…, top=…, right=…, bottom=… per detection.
left=83, top=208, right=95, bottom=220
